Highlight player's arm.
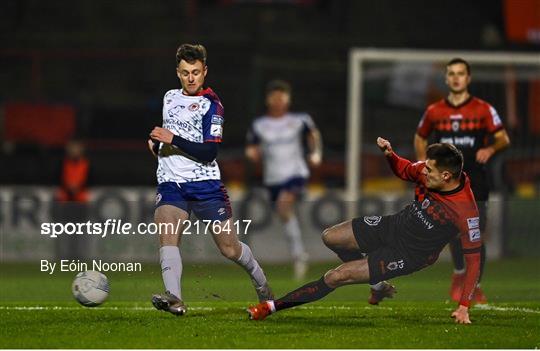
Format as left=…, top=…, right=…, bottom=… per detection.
left=476, top=129, right=510, bottom=164
left=377, top=137, right=424, bottom=183
left=245, top=124, right=262, bottom=163
left=150, top=127, right=218, bottom=163
left=414, top=133, right=428, bottom=161
left=451, top=209, right=483, bottom=324
left=306, top=127, right=323, bottom=167
left=414, top=109, right=432, bottom=161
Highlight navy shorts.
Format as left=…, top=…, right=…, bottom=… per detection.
left=351, top=215, right=438, bottom=284
left=155, top=180, right=232, bottom=222
left=266, top=177, right=307, bottom=203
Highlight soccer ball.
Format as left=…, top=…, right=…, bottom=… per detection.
left=71, top=270, right=109, bottom=307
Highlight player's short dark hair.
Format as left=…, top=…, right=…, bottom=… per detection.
left=176, top=44, right=207, bottom=66
left=426, top=143, right=464, bottom=179
left=446, top=57, right=471, bottom=75
left=266, top=79, right=291, bottom=95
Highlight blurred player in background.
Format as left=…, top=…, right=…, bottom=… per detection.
left=414, top=58, right=510, bottom=304
left=148, top=43, right=273, bottom=316
left=245, top=80, right=323, bottom=279
left=248, top=138, right=482, bottom=324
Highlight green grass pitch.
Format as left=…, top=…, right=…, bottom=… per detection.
left=1, top=259, right=539, bottom=348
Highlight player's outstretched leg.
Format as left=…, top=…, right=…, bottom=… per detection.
left=248, top=258, right=370, bottom=320
left=321, top=220, right=396, bottom=305
left=212, top=219, right=274, bottom=301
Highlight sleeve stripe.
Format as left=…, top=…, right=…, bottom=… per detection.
left=463, top=247, right=482, bottom=254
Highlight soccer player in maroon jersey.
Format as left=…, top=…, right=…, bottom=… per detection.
left=414, top=58, right=510, bottom=304
left=248, top=138, right=482, bottom=324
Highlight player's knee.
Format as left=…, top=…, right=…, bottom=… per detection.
left=324, top=268, right=350, bottom=288
left=322, top=227, right=336, bottom=248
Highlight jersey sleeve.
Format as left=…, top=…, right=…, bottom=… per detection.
left=246, top=122, right=261, bottom=145
left=454, top=194, right=482, bottom=307
left=416, top=109, right=432, bottom=138
left=386, top=152, right=426, bottom=184
left=300, top=113, right=317, bottom=135
left=485, top=103, right=504, bottom=134
left=202, top=99, right=224, bottom=143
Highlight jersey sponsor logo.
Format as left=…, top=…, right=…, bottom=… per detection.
left=211, top=115, right=224, bottom=125
left=412, top=202, right=434, bottom=229
left=421, top=198, right=430, bottom=210
left=452, top=120, right=460, bottom=132
left=469, top=228, right=481, bottom=242
left=440, top=136, right=475, bottom=147
left=210, top=124, right=223, bottom=137
left=449, top=114, right=463, bottom=120
left=386, top=259, right=405, bottom=271
left=467, top=217, right=480, bottom=229
left=155, top=193, right=162, bottom=206
left=363, top=215, right=382, bottom=226
left=489, top=106, right=502, bottom=126
left=189, top=103, right=200, bottom=111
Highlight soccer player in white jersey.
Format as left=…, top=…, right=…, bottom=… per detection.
left=245, top=80, right=323, bottom=279
left=147, top=43, right=273, bottom=315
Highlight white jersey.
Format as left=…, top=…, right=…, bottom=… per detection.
left=248, top=112, right=315, bottom=185
left=157, top=88, right=224, bottom=184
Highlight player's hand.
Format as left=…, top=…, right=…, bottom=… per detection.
left=308, top=152, right=322, bottom=167
left=150, top=127, right=174, bottom=144
left=147, top=139, right=158, bottom=158
left=377, top=137, right=393, bottom=156
left=476, top=147, right=495, bottom=164
left=245, top=145, right=261, bottom=163
left=451, top=305, right=471, bottom=324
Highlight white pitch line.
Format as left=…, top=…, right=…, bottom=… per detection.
left=0, top=306, right=214, bottom=311
left=0, top=305, right=391, bottom=312
left=474, top=304, right=540, bottom=314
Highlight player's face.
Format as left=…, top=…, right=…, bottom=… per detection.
left=177, top=59, right=207, bottom=96
left=424, top=159, right=452, bottom=190
left=266, top=90, right=290, bottom=116
left=445, top=63, right=471, bottom=94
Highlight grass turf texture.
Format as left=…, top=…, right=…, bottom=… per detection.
left=1, top=259, right=539, bottom=348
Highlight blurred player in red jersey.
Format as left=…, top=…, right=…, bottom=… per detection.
left=248, top=138, right=482, bottom=324
left=414, top=58, right=510, bottom=304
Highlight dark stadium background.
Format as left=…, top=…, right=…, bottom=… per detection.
left=1, top=0, right=539, bottom=258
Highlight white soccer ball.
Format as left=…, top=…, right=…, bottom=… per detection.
left=72, top=270, right=109, bottom=307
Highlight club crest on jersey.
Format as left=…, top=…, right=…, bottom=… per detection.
left=421, top=198, right=430, bottom=210
left=364, top=216, right=382, bottom=226
left=452, top=120, right=460, bottom=132
left=155, top=193, right=162, bottom=206
left=189, top=103, right=200, bottom=111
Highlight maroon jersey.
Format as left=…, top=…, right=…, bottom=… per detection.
left=387, top=152, right=482, bottom=307
left=416, top=97, right=505, bottom=200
